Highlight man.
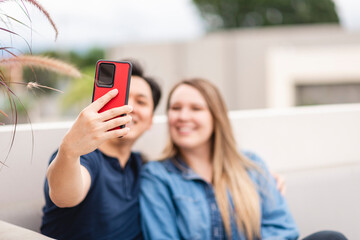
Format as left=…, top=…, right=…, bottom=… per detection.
left=41, top=60, right=161, bottom=240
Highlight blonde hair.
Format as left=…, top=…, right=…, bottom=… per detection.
left=163, top=78, right=261, bottom=239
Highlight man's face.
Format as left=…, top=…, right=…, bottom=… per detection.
left=124, top=76, right=154, bottom=141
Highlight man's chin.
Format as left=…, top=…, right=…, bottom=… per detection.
left=120, top=131, right=139, bottom=141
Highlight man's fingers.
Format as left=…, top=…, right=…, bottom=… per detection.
left=105, top=127, right=130, bottom=139
left=99, top=105, right=133, bottom=121
left=103, top=115, right=132, bottom=131
left=90, top=89, right=118, bottom=112
left=279, top=185, right=286, bottom=196
left=271, top=171, right=287, bottom=196
left=276, top=175, right=286, bottom=196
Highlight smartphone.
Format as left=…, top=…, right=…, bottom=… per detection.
left=92, top=60, right=132, bottom=128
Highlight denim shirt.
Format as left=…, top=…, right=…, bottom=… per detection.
left=140, top=152, right=299, bottom=240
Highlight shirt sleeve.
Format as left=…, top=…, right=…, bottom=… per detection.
left=43, top=150, right=100, bottom=203
left=47, top=149, right=99, bottom=184
left=79, top=152, right=100, bottom=186
left=43, top=150, right=59, bottom=205
left=245, top=152, right=300, bottom=240
left=140, top=163, right=180, bottom=240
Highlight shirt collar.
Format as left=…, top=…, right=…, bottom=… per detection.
left=163, top=155, right=204, bottom=181
left=99, top=150, right=141, bottom=171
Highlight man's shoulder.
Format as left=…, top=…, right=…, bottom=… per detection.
left=131, top=151, right=144, bottom=163
left=48, top=148, right=104, bottom=162
left=82, top=149, right=103, bottom=159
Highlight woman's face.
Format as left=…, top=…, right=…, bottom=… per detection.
left=168, top=84, right=214, bottom=151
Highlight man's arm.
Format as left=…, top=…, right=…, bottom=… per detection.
left=47, top=89, right=132, bottom=208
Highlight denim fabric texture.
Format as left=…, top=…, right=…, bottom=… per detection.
left=140, top=152, right=299, bottom=240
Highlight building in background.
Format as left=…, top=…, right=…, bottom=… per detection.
left=108, top=24, right=360, bottom=114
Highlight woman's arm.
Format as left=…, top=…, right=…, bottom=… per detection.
left=246, top=152, right=299, bottom=240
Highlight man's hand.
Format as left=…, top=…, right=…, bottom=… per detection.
left=271, top=171, right=286, bottom=196
left=60, top=89, right=133, bottom=159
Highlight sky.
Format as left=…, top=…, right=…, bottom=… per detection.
left=333, top=0, right=360, bottom=31
left=1, top=0, right=360, bottom=53
left=0, top=0, right=205, bottom=52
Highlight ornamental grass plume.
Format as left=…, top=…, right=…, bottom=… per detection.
left=0, top=109, right=9, bottom=118
left=0, top=55, right=82, bottom=79
left=0, top=54, right=82, bottom=166
left=0, top=0, right=59, bottom=40
left=0, top=0, right=79, bottom=166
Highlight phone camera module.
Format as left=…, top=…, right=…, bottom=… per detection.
left=98, top=63, right=115, bottom=87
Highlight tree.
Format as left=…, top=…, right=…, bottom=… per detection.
left=192, top=0, right=339, bottom=30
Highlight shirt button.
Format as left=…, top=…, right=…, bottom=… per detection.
left=211, top=203, right=217, bottom=211
left=214, top=227, right=219, bottom=237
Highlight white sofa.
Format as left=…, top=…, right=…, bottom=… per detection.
left=1, top=104, right=359, bottom=239
left=0, top=221, right=53, bottom=240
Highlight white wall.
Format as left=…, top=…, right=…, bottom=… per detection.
left=109, top=25, right=360, bottom=112
left=0, top=104, right=359, bottom=238
left=267, top=45, right=360, bottom=108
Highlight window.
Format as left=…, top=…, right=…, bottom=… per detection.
left=296, top=82, right=360, bottom=106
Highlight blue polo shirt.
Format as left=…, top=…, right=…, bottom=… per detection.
left=41, top=149, right=143, bottom=240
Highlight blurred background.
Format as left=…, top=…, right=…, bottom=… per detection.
left=1, top=1, right=360, bottom=239
left=1, top=0, right=360, bottom=122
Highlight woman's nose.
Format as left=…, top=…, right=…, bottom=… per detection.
left=178, top=108, right=190, bottom=120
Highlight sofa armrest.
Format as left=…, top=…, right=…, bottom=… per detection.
left=0, top=221, right=54, bottom=240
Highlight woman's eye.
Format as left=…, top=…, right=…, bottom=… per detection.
left=192, top=106, right=203, bottom=111
left=170, top=106, right=181, bottom=111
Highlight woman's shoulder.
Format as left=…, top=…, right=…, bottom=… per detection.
left=141, top=158, right=174, bottom=177
left=242, top=150, right=272, bottom=184
left=143, top=160, right=165, bottom=170
left=242, top=150, right=267, bottom=168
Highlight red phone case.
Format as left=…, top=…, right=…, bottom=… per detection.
left=92, top=60, right=132, bottom=113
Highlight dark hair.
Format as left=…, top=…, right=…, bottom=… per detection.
left=122, top=58, right=161, bottom=112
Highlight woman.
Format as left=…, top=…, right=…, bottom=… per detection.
left=139, top=78, right=346, bottom=240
